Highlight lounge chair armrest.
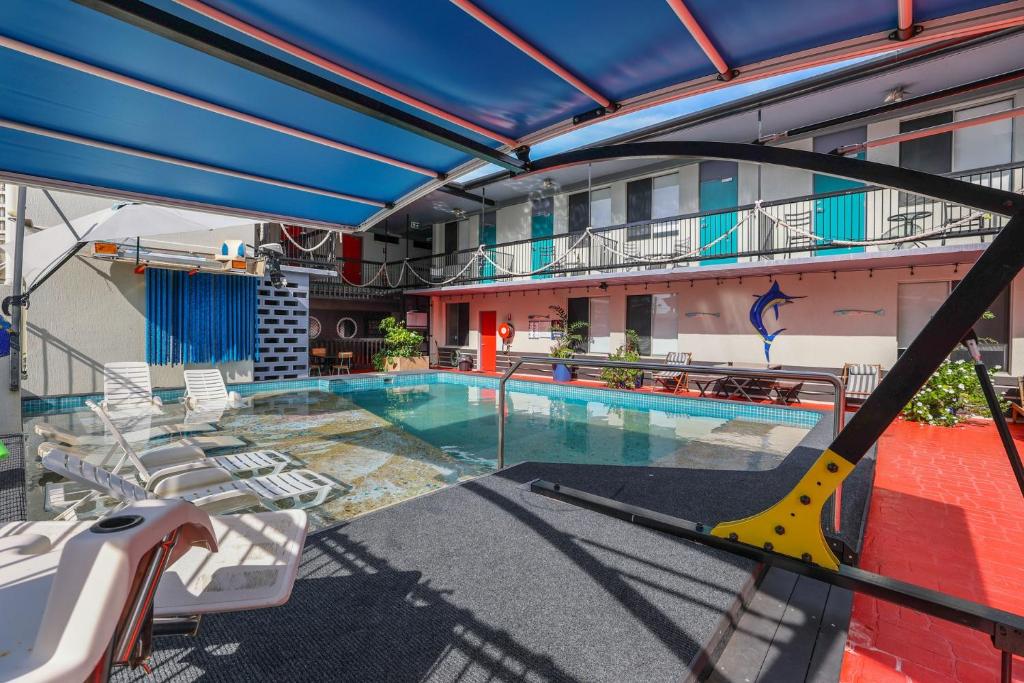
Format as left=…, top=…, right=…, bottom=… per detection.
left=191, top=489, right=260, bottom=515
left=152, top=466, right=235, bottom=497
left=153, top=396, right=164, bottom=407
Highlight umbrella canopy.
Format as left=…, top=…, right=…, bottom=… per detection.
left=1, top=0, right=1021, bottom=229
left=22, top=202, right=254, bottom=291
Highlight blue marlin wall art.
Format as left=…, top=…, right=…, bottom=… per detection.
left=749, top=281, right=805, bottom=362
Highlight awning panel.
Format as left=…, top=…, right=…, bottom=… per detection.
left=0, top=0, right=1020, bottom=229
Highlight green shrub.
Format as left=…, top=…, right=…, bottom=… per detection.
left=902, top=359, right=1005, bottom=426
left=372, top=316, right=425, bottom=371
left=600, top=330, right=644, bottom=389
left=548, top=305, right=588, bottom=360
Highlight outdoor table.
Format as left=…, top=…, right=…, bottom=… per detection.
left=886, top=210, right=933, bottom=249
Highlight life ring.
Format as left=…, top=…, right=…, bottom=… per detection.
left=498, top=322, right=515, bottom=342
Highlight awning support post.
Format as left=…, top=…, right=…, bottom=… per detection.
left=8, top=186, right=27, bottom=391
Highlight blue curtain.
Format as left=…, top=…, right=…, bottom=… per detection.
left=146, top=268, right=259, bottom=365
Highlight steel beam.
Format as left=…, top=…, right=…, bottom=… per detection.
left=665, top=0, right=735, bottom=80
left=71, top=0, right=526, bottom=173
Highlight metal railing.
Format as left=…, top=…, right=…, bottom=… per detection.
left=259, top=162, right=1023, bottom=291
left=496, top=357, right=846, bottom=530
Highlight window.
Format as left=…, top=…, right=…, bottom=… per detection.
left=652, top=174, right=679, bottom=219
left=444, top=221, right=459, bottom=253
left=953, top=100, right=1012, bottom=172
left=651, top=293, right=679, bottom=356
left=567, top=297, right=590, bottom=351
left=590, top=188, right=612, bottom=229
left=897, top=282, right=1010, bottom=359
left=626, top=295, right=653, bottom=355
left=588, top=297, right=610, bottom=353
left=626, top=178, right=652, bottom=241
left=900, top=113, right=953, bottom=175
left=568, top=192, right=590, bottom=233
left=446, top=302, right=469, bottom=346
left=373, top=233, right=399, bottom=244
left=624, top=294, right=678, bottom=356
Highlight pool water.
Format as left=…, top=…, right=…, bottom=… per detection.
left=349, top=382, right=815, bottom=470
left=23, top=374, right=819, bottom=531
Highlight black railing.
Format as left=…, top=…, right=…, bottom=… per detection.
left=311, top=338, right=386, bottom=369
left=260, top=161, right=1023, bottom=291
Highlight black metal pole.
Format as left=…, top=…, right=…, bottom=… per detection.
left=968, top=340, right=1024, bottom=499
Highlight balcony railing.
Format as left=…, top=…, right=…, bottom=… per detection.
left=265, top=161, right=1023, bottom=292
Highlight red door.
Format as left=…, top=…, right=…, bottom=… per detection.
left=479, top=311, right=497, bottom=372
left=341, top=234, right=362, bottom=284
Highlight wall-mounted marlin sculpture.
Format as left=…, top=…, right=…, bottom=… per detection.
left=749, top=281, right=805, bottom=362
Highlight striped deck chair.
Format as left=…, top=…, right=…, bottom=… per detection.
left=841, top=363, right=882, bottom=401
left=101, top=362, right=163, bottom=417
left=653, top=352, right=693, bottom=394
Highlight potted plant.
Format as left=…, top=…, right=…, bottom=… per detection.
left=372, top=316, right=428, bottom=372
left=548, top=305, right=587, bottom=383
left=600, top=330, right=645, bottom=389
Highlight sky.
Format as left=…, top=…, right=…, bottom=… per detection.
left=455, top=57, right=873, bottom=182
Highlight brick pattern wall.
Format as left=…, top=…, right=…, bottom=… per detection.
left=255, top=272, right=309, bottom=380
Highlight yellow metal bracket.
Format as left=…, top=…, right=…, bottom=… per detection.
left=710, top=449, right=854, bottom=570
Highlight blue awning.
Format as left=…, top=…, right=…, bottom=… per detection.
left=1, top=0, right=1020, bottom=228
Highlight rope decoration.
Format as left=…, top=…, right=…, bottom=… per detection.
left=289, top=187, right=1019, bottom=287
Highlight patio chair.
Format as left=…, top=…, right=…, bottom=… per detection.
left=773, top=381, right=804, bottom=405
left=783, top=211, right=816, bottom=256
left=653, top=352, right=693, bottom=394
left=34, top=419, right=216, bottom=447
left=183, top=369, right=251, bottom=410
left=842, top=363, right=882, bottom=401
left=1009, top=376, right=1024, bottom=423
left=101, top=361, right=163, bottom=416
left=43, top=447, right=344, bottom=517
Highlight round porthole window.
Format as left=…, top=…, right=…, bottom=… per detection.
left=309, top=316, right=322, bottom=340
left=336, top=317, right=357, bottom=339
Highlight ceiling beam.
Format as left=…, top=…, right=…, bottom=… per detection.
left=71, top=0, right=526, bottom=173
left=172, top=0, right=517, bottom=148
left=437, top=184, right=495, bottom=207
left=894, top=0, right=919, bottom=40
left=450, top=0, right=615, bottom=109
left=0, top=34, right=440, bottom=178
left=0, top=116, right=389, bottom=208
left=665, top=0, right=735, bottom=80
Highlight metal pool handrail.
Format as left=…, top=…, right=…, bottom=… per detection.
left=496, top=357, right=848, bottom=536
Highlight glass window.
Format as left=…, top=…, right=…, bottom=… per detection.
left=651, top=293, right=678, bottom=356
left=953, top=100, right=1012, bottom=172
left=652, top=173, right=679, bottom=219
left=589, top=297, right=610, bottom=353
left=590, top=188, right=612, bottom=229
left=897, top=282, right=949, bottom=351
left=568, top=297, right=590, bottom=351
left=626, top=295, right=653, bottom=355
left=444, top=221, right=459, bottom=253
left=899, top=112, right=953, bottom=175
left=568, top=192, right=589, bottom=233
left=446, top=302, right=469, bottom=346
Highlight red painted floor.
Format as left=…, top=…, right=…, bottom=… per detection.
left=841, top=418, right=1024, bottom=683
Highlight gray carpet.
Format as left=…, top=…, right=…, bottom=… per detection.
left=0, top=434, right=25, bottom=523
left=120, top=412, right=875, bottom=683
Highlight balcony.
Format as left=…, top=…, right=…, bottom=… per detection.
left=268, top=162, right=1022, bottom=291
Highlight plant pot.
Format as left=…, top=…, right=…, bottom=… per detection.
left=383, top=356, right=429, bottom=372
left=552, top=363, right=573, bottom=383
left=457, top=354, right=474, bottom=372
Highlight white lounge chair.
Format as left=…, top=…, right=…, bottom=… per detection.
left=0, top=499, right=306, bottom=680
left=183, top=369, right=251, bottom=411
left=34, top=420, right=216, bottom=447
left=43, top=447, right=344, bottom=514
left=101, top=361, right=164, bottom=416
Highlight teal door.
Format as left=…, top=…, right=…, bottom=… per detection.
left=699, top=162, right=738, bottom=265
left=813, top=158, right=866, bottom=256
left=812, top=129, right=867, bottom=256
left=531, top=198, right=554, bottom=279
left=479, top=216, right=496, bottom=281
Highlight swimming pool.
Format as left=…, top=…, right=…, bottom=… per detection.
left=23, top=372, right=820, bottom=531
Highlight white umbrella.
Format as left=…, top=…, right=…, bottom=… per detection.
left=22, top=203, right=255, bottom=292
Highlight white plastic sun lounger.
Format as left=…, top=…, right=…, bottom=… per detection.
left=34, top=420, right=216, bottom=447
left=0, top=498, right=306, bottom=680
left=183, top=369, right=252, bottom=410
left=102, top=361, right=165, bottom=416
left=44, top=447, right=344, bottom=513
